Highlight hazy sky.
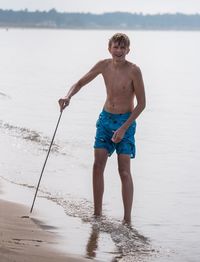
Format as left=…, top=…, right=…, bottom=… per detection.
left=0, top=0, right=200, bottom=14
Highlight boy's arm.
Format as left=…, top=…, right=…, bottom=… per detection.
left=123, top=66, right=146, bottom=127
left=112, top=66, right=146, bottom=143
left=59, top=60, right=104, bottom=111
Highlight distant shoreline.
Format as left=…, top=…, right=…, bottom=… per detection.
left=1, top=26, right=200, bottom=31
left=0, top=9, right=200, bottom=30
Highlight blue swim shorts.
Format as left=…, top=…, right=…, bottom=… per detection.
left=94, top=110, right=136, bottom=158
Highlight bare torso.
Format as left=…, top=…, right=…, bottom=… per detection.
left=59, top=55, right=145, bottom=120
left=101, top=59, right=135, bottom=114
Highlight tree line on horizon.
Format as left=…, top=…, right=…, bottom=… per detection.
left=0, top=8, right=200, bottom=30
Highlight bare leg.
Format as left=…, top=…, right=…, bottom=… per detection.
left=93, top=149, right=108, bottom=216
left=118, top=154, right=133, bottom=224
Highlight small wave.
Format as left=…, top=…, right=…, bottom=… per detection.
left=0, top=91, right=10, bottom=99
left=38, top=190, right=155, bottom=260
left=48, top=195, right=155, bottom=260
left=42, top=192, right=156, bottom=260
left=0, top=120, right=62, bottom=154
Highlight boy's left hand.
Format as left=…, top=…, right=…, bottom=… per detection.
left=111, top=127, right=126, bottom=143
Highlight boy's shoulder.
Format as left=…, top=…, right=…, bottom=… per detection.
left=127, top=61, right=140, bottom=69
left=94, top=59, right=112, bottom=71
left=99, top=58, right=112, bottom=65
left=127, top=61, right=142, bottom=75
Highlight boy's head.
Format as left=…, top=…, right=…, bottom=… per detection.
left=108, top=33, right=130, bottom=48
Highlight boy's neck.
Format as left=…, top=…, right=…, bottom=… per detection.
left=112, top=59, right=127, bottom=67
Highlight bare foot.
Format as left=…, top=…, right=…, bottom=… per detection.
left=92, top=214, right=102, bottom=222
left=122, top=219, right=132, bottom=229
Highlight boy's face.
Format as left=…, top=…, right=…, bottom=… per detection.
left=108, top=41, right=130, bottom=62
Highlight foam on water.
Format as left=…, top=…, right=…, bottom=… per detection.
left=0, top=120, right=62, bottom=154
left=0, top=91, right=10, bottom=99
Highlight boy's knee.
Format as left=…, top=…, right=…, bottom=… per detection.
left=118, top=168, right=131, bottom=180
left=93, top=161, right=105, bottom=173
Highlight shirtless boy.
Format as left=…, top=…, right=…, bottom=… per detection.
left=59, top=33, right=146, bottom=224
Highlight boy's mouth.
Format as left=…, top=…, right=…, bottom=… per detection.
left=115, top=54, right=123, bottom=57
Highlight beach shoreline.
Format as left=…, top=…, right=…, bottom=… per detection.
left=0, top=179, right=91, bottom=262
left=0, top=199, right=89, bottom=262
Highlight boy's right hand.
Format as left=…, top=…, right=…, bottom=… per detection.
left=58, top=97, right=70, bottom=112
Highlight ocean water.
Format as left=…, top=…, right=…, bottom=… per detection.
left=0, top=28, right=200, bottom=262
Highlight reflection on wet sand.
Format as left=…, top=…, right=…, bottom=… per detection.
left=85, top=223, right=122, bottom=262
left=85, top=216, right=153, bottom=262
left=86, top=224, right=100, bottom=259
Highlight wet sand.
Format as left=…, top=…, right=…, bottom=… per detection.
left=0, top=198, right=89, bottom=262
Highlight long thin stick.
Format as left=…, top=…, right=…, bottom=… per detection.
left=30, top=111, right=63, bottom=213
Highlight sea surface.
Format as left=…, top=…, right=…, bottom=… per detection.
left=0, top=28, right=200, bottom=262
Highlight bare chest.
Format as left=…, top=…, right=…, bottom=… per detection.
left=103, top=68, right=133, bottom=94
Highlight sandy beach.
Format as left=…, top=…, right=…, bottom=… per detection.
left=0, top=198, right=89, bottom=262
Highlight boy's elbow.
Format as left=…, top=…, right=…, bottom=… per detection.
left=142, top=100, right=146, bottom=111
left=139, top=99, right=146, bottom=112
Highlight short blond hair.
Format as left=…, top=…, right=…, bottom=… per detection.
left=108, top=33, right=130, bottom=48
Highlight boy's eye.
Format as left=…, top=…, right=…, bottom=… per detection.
left=113, top=45, right=125, bottom=49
